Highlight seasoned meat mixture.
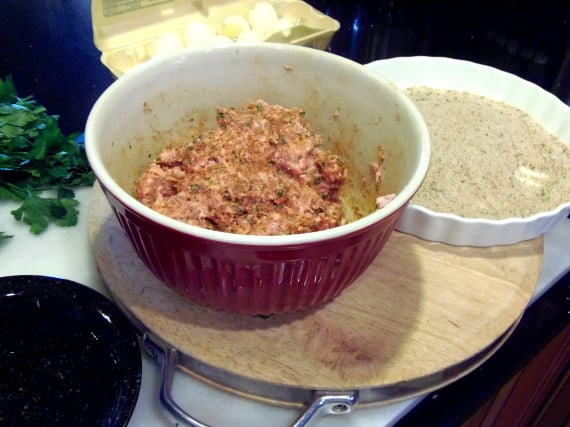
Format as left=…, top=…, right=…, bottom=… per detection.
left=136, top=100, right=351, bottom=235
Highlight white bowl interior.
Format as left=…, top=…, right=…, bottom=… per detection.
left=86, top=44, right=430, bottom=244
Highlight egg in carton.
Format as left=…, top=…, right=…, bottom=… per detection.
left=92, top=0, right=340, bottom=78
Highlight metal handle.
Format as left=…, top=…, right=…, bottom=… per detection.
left=291, top=391, right=359, bottom=427
left=143, top=332, right=359, bottom=427
left=144, top=333, right=210, bottom=427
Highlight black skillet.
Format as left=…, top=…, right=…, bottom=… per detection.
left=0, top=275, right=142, bottom=427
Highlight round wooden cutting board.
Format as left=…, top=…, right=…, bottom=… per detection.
left=88, top=183, right=543, bottom=405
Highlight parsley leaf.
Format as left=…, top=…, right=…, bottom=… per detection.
left=0, top=75, right=94, bottom=238
left=11, top=190, right=79, bottom=235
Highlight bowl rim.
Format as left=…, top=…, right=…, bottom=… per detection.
left=86, top=43, right=431, bottom=246
left=365, top=55, right=570, bottom=246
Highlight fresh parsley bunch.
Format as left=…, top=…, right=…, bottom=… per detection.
left=0, top=75, right=94, bottom=238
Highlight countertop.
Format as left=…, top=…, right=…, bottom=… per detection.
left=1, top=1, right=569, bottom=426
left=1, top=192, right=568, bottom=427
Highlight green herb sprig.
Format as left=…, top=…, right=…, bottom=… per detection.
left=0, top=75, right=94, bottom=239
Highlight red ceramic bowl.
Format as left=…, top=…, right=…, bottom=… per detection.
left=85, top=44, right=430, bottom=315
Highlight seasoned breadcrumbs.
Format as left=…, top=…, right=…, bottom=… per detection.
left=405, top=87, right=570, bottom=219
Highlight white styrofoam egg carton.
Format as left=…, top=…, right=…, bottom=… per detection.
left=92, top=0, right=340, bottom=77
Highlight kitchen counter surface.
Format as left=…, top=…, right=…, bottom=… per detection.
left=1, top=1, right=568, bottom=426
left=1, top=189, right=568, bottom=427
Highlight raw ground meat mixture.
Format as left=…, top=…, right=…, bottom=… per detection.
left=136, top=100, right=351, bottom=235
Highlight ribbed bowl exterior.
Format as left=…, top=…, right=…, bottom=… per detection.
left=85, top=45, right=432, bottom=316
left=103, top=189, right=404, bottom=315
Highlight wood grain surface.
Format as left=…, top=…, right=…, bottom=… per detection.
left=88, top=183, right=542, bottom=393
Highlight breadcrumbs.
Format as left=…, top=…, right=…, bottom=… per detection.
left=406, top=87, right=570, bottom=219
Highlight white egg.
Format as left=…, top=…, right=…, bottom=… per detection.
left=248, top=2, right=278, bottom=38
left=271, top=18, right=294, bottom=38
left=237, top=29, right=263, bottom=43
left=184, top=21, right=216, bottom=47
left=219, top=15, right=251, bottom=39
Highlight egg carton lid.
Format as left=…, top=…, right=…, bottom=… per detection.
left=91, top=0, right=338, bottom=52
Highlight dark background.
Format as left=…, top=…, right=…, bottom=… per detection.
left=318, top=0, right=570, bottom=102
left=1, top=0, right=568, bottom=135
